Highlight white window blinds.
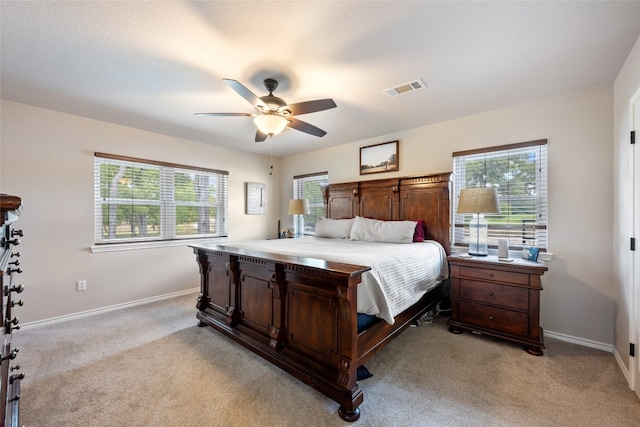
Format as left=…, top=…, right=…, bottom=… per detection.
left=94, top=153, right=228, bottom=244
left=452, top=140, right=548, bottom=251
left=293, top=172, right=328, bottom=235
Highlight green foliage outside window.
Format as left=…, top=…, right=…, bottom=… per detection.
left=96, top=155, right=228, bottom=243
left=99, top=163, right=160, bottom=239
left=463, top=152, right=538, bottom=225
left=293, top=173, right=328, bottom=235
left=453, top=142, right=547, bottom=250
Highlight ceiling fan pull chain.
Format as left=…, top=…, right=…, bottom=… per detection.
left=269, top=140, right=274, bottom=176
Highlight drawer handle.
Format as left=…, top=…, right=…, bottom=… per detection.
left=6, top=284, right=24, bottom=295
left=488, top=273, right=494, bottom=277
left=488, top=292, right=494, bottom=296
left=489, top=316, right=494, bottom=320
left=10, top=373, right=24, bottom=384
left=7, top=266, right=22, bottom=275
left=1, top=348, right=19, bottom=361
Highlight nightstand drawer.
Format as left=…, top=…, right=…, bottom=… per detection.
left=459, top=266, right=529, bottom=285
left=459, top=301, right=529, bottom=336
left=459, top=279, right=529, bottom=310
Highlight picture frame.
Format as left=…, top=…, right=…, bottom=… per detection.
left=359, top=140, right=399, bottom=175
left=522, top=246, right=540, bottom=262
left=245, top=182, right=265, bottom=215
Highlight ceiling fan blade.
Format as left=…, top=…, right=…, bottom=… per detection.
left=194, top=112, right=252, bottom=117
left=287, top=117, right=327, bottom=137
left=255, top=129, right=268, bottom=143
left=223, top=79, right=267, bottom=109
left=285, top=99, right=337, bottom=116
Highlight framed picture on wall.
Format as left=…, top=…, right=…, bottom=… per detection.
left=246, top=182, right=265, bottom=215
left=522, top=246, right=540, bottom=262
left=360, top=140, right=399, bottom=175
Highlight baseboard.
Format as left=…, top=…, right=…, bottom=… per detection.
left=20, top=288, right=200, bottom=330
left=544, top=329, right=613, bottom=353
left=613, top=346, right=632, bottom=386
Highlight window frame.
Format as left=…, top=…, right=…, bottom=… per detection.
left=93, top=153, right=228, bottom=249
left=293, top=171, right=328, bottom=236
left=452, top=140, right=548, bottom=253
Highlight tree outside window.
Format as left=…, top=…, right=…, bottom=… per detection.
left=95, top=154, right=228, bottom=244
left=293, top=172, right=328, bottom=235
left=452, top=141, right=548, bottom=251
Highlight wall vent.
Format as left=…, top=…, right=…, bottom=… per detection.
left=383, top=79, right=427, bottom=97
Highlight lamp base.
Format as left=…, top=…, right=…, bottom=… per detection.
left=468, top=213, right=489, bottom=257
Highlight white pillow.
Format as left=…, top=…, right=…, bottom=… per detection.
left=349, top=216, right=417, bottom=244
left=315, top=218, right=355, bottom=239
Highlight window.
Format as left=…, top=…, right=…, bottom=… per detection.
left=94, top=153, right=228, bottom=245
left=293, top=172, right=328, bottom=236
left=452, top=140, right=548, bottom=251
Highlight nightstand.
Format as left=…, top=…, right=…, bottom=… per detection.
left=447, top=254, right=548, bottom=356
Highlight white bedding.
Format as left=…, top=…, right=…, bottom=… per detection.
left=221, top=237, right=448, bottom=325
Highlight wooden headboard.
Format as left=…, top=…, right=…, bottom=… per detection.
left=322, top=172, right=452, bottom=254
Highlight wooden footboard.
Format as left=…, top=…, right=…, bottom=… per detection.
left=193, top=244, right=371, bottom=421
left=193, top=243, right=449, bottom=421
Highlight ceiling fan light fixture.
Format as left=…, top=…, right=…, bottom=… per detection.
left=198, top=78, right=334, bottom=140
left=254, top=114, right=288, bottom=136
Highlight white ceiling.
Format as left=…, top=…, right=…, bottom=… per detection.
left=2, top=1, right=640, bottom=158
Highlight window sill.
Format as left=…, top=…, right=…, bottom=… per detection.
left=450, top=246, right=553, bottom=262
left=90, top=237, right=229, bottom=253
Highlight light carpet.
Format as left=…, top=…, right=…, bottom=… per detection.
left=15, top=293, right=640, bottom=426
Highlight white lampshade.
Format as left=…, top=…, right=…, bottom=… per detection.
left=288, top=199, right=310, bottom=215
left=254, top=114, right=288, bottom=136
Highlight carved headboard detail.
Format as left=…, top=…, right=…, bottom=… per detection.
left=322, top=172, right=452, bottom=254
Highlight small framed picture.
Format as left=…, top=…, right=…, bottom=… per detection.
left=522, top=246, right=540, bottom=262
left=360, top=140, right=399, bottom=175
left=245, top=182, right=265, bottom=215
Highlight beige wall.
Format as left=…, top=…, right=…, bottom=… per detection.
left=0, top=83, right=620, bottom=348
left=613, top=34, right=640, bottom=373
left=281, top=85, right=615, bottom=346
left=0, top=100, right=280, bottom=324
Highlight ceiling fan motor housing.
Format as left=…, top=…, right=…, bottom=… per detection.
left=259, top=78, right=289, bottom=114
left=263, top=78, right=278, bottom=93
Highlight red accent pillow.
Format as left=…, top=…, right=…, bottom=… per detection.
left=413, top=220, right=426, bottom=242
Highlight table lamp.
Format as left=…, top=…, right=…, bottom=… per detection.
left=288, top=199, right=310, bottom=238
left=457, top=187, right=500, bottom=256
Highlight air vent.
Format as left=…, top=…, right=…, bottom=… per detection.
left=383, top=79, right=427, bottom=97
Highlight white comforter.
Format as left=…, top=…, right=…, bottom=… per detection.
left=221, top=237, right=448, bottom=325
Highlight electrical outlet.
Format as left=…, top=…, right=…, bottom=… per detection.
left=77, top=280, right=87, bottom=291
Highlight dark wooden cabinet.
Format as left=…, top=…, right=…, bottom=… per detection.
left=447, top=254, right=548, bottom=356
left=0, top=194, right=24, bottom=427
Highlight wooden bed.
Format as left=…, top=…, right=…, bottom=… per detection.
left=191, top=172, right=452, bottom=421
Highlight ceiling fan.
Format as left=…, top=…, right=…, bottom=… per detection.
left=195, top=78, right=337, bottom=142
